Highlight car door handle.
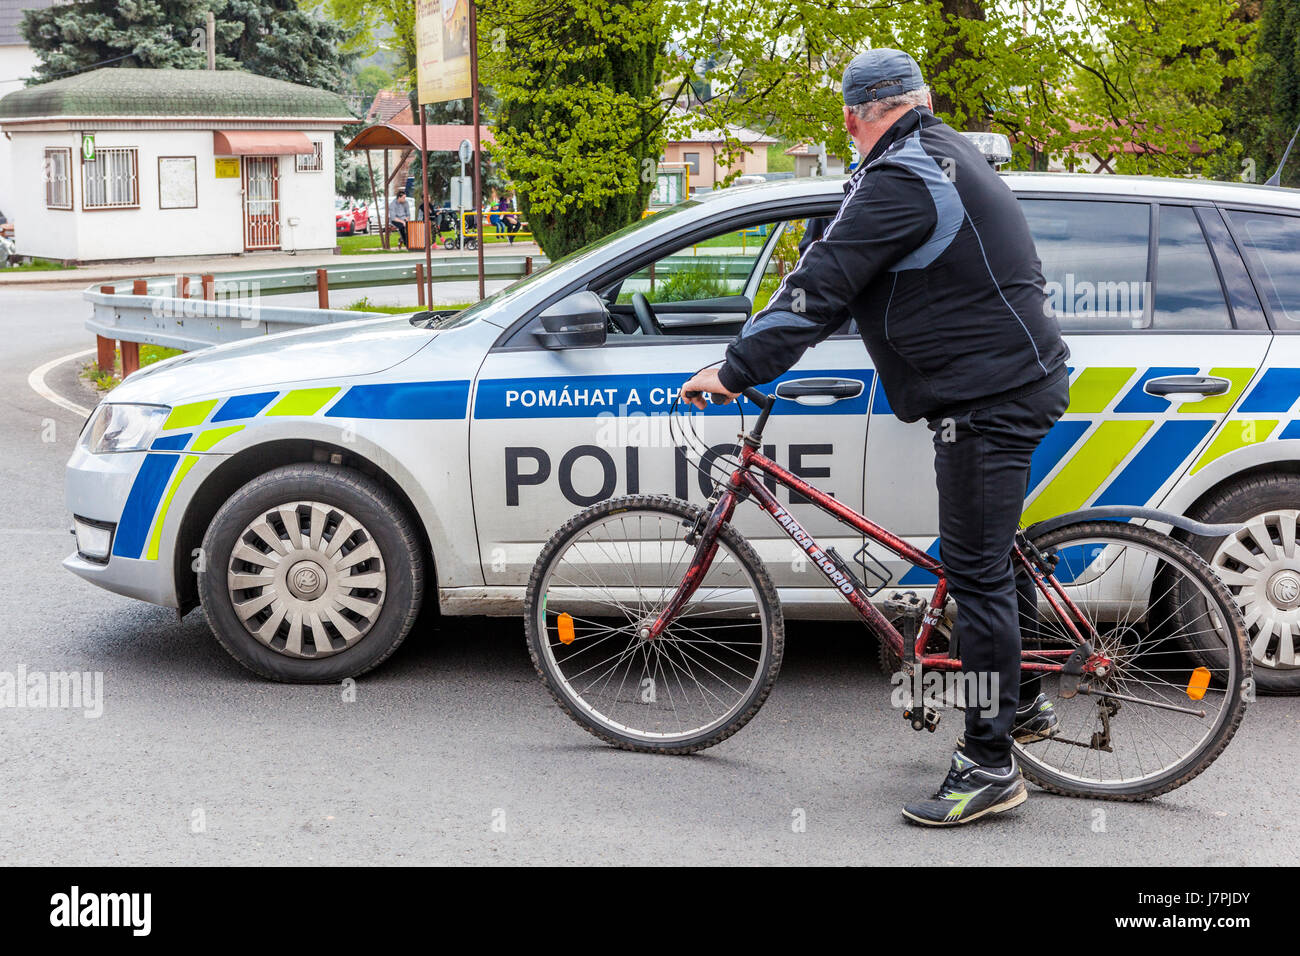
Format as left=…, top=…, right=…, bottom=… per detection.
left=1144, top=375, right=1231, bottom=398
left=774, top=377, right=864, bottom=406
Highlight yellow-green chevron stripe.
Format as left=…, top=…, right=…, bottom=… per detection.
left=1022, top=420, right=1153, bottom=524
left=162, top=399, right=218, bottom=431
left=266, top=387, right=340, bottom=417
left=1191, top=419, right=1278, bottom=474
left=191, top=424, right=244, bottom=451
left=1067, top=367, right=1136, bottom=414
left=145, top=454, right=198, bottom=560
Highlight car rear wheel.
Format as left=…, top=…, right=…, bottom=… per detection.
left=1184, top=473, right=1300, bottom=694
left=198, top=464, right=424, bottom=682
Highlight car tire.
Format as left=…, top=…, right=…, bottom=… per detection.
left=1183, top=472, right=1300, bottom=694
left=197, top=464, right=425, bottom=683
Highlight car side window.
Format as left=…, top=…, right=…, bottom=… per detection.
left=614, top=223, right=778, bottom=310
left=1224, top=209, right=1300, bottom=328
left=1152, top=205, right=1233, bottom=330
left=1019, top=198, right=1150, bottom=331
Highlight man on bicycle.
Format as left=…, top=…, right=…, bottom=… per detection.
left=682, top=48, right=1071, bottom=826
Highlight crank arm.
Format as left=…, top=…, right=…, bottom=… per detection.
left=1078, top=686, right=1206, bottom=718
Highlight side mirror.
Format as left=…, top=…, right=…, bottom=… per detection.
left=533, top=291, right=608, bottom=349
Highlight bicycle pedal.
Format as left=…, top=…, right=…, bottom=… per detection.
left=904, top=705, right=941, bottom=733
left=883, top=590, right=924, bottom=618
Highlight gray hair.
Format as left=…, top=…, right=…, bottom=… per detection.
left=848, top=85, right=930, bottom=124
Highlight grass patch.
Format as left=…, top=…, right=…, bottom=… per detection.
left=767, top=143, right=796, bottom=173
left=80, top=344, right=183, bottom=392
left=3, top=257, right=73, bottom=272
left=337, top=233, right=384, bottom=255
left=344, top=297, right=473, bottom=314
left=337, top=229, right=531, bottom=255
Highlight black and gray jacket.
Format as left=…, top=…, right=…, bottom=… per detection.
left=718, top=107, right=1069, bottom=423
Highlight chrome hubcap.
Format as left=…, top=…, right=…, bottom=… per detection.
left=226, top=500, right=387, bottom=659
left=1210, top=510, right=1300, bottom=670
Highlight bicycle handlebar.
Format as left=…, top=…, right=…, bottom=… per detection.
left=681, top=386, right=776, bottom=444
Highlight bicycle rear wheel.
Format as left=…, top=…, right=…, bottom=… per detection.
left=1015, top=521, right=1249, bottom=800
left=524, top=494, right=783, bottom=754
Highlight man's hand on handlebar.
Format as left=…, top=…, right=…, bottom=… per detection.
left=681, top=368, right=739, bottom=410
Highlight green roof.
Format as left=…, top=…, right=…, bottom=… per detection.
left=0, top=68, right=354, bottom=121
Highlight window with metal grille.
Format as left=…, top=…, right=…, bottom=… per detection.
left=82, top=147, right=139, bottom=209
left=44, top=148, right=72, bottom=209
left=296, top=141, right=324, bottom=172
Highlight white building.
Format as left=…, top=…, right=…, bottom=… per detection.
left=0, top=67, right=355, bottom=262
left=0, top=0, right=56, bottom=216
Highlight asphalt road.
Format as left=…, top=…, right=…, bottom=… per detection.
left=3, top=285, right=1298, bottom=866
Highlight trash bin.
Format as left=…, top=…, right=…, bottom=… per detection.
left=405, top=220, right=427, bottom=251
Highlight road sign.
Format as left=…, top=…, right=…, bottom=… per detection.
left=449, top=176, right=474, bottom=210
left=458, top=139, right=473, bottom=166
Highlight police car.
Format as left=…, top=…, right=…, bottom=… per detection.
left=66, top=166, right=1300, bottom=692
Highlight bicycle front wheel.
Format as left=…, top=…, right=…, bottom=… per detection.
left=524, top=494, right=784, bottom=754
left=1015, top=521, right=1249, bottom=800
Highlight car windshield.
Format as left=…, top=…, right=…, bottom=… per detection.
left=433, top=200, right=703, bottom=330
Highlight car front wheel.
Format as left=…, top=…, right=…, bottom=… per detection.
left=198, top=464, right=425, bottom=682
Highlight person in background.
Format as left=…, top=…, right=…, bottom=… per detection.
left=490, top=198, right=505, bottom=238
left=388, top=189, right=410, bottom=249
left=501, top=196, right=521, bottom=244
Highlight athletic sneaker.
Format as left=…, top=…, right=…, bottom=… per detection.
left=902, top=751, right=1027, bottom=827
left=1012, top=693, right=1059, bottom=743
left=954, top=693, right=1061, bottom=750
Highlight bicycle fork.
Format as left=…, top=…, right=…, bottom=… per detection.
left=645, top=489, right=739, bottom=641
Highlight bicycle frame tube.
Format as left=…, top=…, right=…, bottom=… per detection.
left=649, top=443, right=1071, bottom=674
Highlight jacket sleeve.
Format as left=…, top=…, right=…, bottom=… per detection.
left=717, top=163, right=938, bottom=393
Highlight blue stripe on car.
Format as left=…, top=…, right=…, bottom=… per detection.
left=1239, top=367, right=1300, bottom=414
left=1092, top=419, right=1214, bottom=507
left=150, top=433, right=191, bottom=451
left=212, top=391, right=280, bottom=423
left=112, top=453, right=179, bottom=559
left=326, top=380, right=472, bottom=420
left=473, top=370, right=873, bottom=419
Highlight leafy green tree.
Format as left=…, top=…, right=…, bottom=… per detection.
left=671, top=0, right=1255, bottom=178
left=480, top=0, right=673, bottom=258
left=354, top=64, right=393, bottom=112
left=1233, top=0, right=1300, bottom=185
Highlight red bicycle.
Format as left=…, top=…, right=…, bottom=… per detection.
left=524, top=384, right=1250, bottom=800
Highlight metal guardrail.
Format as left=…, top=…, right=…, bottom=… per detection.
left=83, top=254, right=552, bottom=360
left=84, top=291, right=388, bottom=352
left=81, top=248, right=749, bottom=365
left=92, top=254, right=547, bottom=298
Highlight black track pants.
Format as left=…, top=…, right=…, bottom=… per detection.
left=927, top=370, right=1069, bottom=767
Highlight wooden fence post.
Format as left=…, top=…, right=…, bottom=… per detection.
left=316, top=268, right=329, bottom=309
left=122, top=281, right=146, bottom=377
left=97, top=285, right=116, bottom=373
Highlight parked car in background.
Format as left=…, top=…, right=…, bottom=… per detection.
left=65, top=163, right=1300, bottom=692
left=335, top=198, right=370, bottom=236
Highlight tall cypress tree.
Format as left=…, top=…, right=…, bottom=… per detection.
left=1251, top=0, right=1300, bottom=184
left=482, top=0, right=668, bottom=258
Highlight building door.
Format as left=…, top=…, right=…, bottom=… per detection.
left=242, top=156, right=280, bottom=250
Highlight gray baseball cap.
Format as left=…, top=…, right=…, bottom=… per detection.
left=842, top=48, right=925, bottom=106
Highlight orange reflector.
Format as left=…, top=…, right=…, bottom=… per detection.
left=1186, top=666, right=1211, bottom=701
left=557, top=612, right=575, bottom=645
